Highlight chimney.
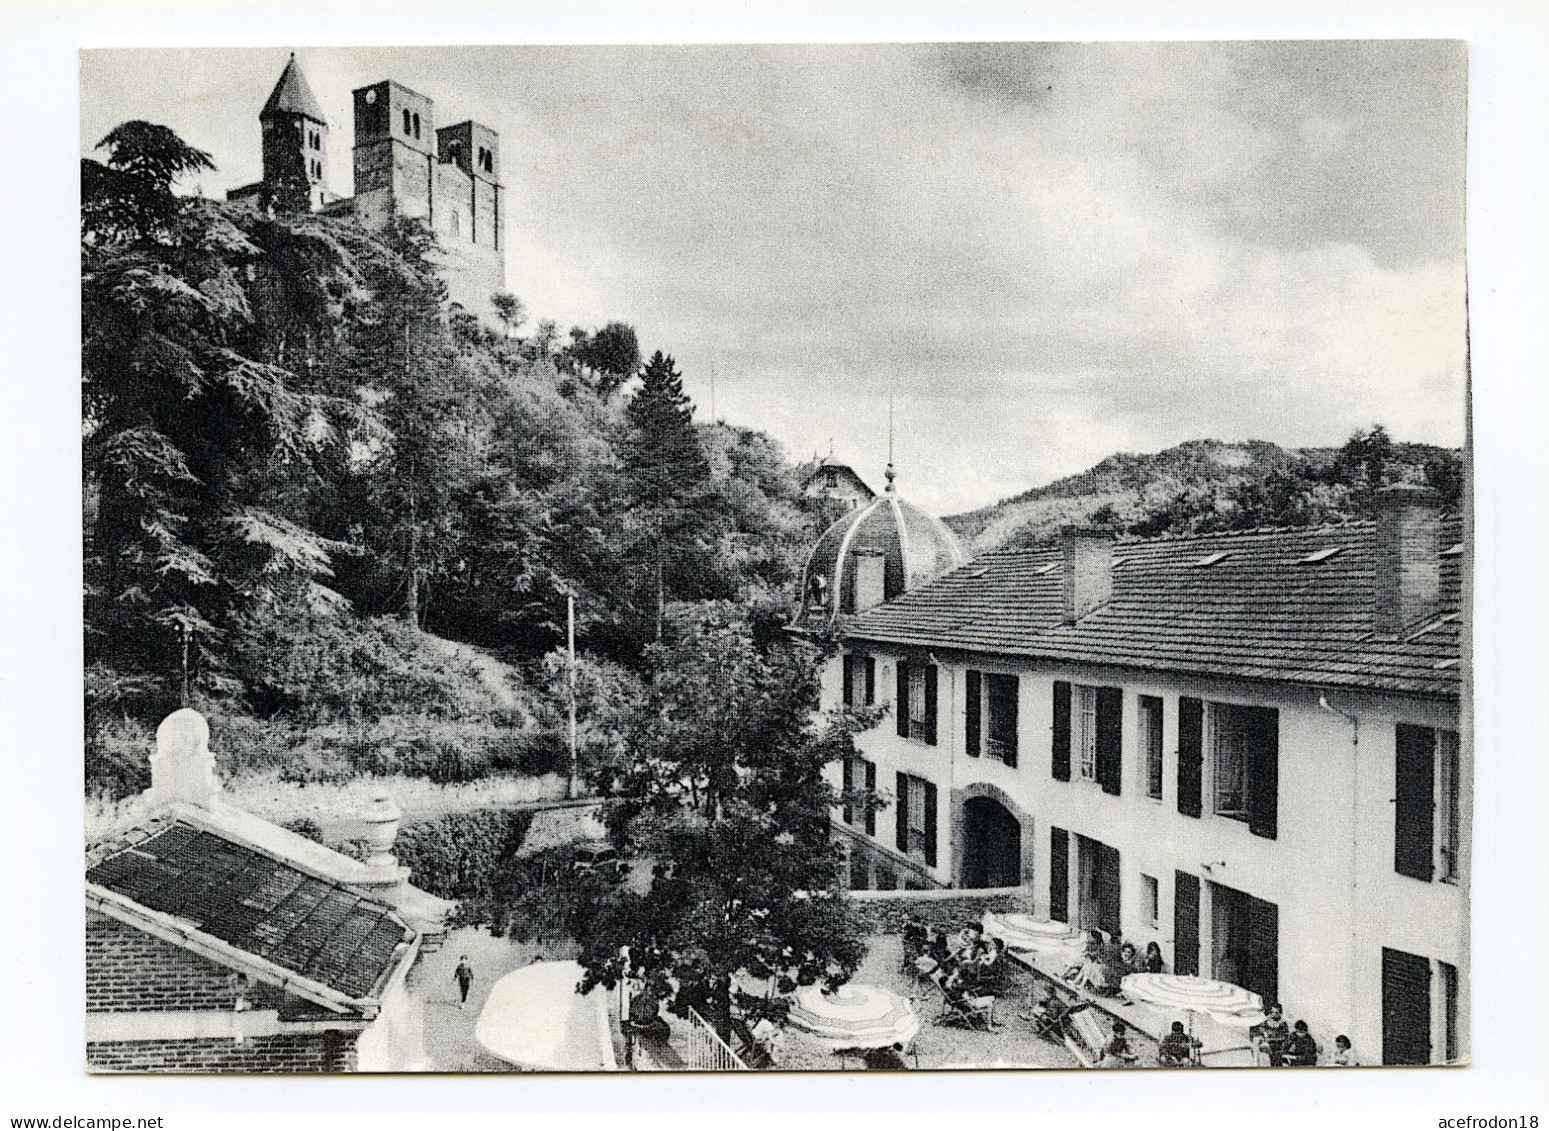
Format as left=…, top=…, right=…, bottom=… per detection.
left=851, top=549, right=887, bottom=613
left=149, top=708, right=219, bottom=807
left=1062, top=526, right=1114, bottom=624
left=1374, top=484, right=1443, bottom=636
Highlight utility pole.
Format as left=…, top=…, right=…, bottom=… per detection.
left=567, top=591, right=579, bottom=799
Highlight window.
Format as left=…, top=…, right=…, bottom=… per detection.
left=1140, top=694, right=1164, bottom=800
left=449, top=210, right=461, bottom=238
left=894, top=771, right=937, bottom=866
left=1075, top=684, right=1098, bottom=780
left=412, top=112, right=421, bottom=140
left=965, top=670, right=1018, bottom=766
left=895, top=661, right=937, bottom=745
left=403, top=108, right=412, bottom=136
left=1051, top=681, right=1121, bottom=792
left=1396, top=725, right=1462, bottom=883
left=1207, top=703, right=1279, bottom=838
left=1142, top=873, right=1160, bottom=927
left=842, top=757, right=875, bottom=835
left=842, top=652, right=875, bottom=707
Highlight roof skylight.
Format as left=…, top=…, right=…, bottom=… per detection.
left=1033, top=562, right=1060, bottom=575
left=1191, top=551, right=1231, bottom=568
left=1441, top=543, right=1465, bottom=557
left=1298, top=546, right=1344, bottom=564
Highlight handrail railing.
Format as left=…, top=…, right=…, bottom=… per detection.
left=684, top=1005, right=750, bottom=1071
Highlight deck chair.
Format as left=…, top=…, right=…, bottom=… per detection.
left=1023, top=995, right=1072, bottom=1044
left=1061, top=1002, right=1109, bottom=1068
left=937, top=987, right=997, bottom=1031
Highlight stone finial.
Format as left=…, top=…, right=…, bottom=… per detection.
left=150, top=708, right=218, bottom=807
left=359, top=792, right=404, bottom=870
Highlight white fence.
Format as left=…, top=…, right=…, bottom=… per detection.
left=684, top=1005, right=750, bottom=1071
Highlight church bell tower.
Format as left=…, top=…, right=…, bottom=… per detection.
left=259, top=53, right=329, bottom=212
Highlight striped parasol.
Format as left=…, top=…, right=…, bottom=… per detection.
left=1120, top=973, right=1266, bottom=1027
left=982, top=911, right=1086, bottom=961
left=785, top=982, right=921, bottom=1052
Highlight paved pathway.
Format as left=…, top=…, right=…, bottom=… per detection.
left=413, top=925, right=565, bottom=1071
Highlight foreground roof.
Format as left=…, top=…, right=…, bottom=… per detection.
left=86, top=815, right=413, bottom=1005
left=841, top=519, right=1464, bottom=698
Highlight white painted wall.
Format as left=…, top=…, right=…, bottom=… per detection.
left=826, top=646, right=1466, bottom=1064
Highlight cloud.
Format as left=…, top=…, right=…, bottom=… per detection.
left=80, top=43, right=1468, bottom=514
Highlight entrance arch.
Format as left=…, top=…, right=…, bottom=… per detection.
left=961, top=795, right=1023, bottom=889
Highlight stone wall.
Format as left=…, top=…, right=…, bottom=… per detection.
left=87, top=1032, right=357, bottom=1074
left=849, top=887, right=1029, bottom=936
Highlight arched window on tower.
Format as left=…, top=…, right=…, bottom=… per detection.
left=449, top=210, right=460, bottom=238
left=412, top=113, right=421, bottom=140
left=403, top=108, right=412, bottom=136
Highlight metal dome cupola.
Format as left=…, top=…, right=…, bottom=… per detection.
left=798, top=469, right=967, bottom=625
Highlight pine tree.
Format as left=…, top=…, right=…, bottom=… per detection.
left=622, top=351, right=710, bottom=641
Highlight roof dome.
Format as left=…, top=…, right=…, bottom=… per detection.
left=798, top=492, right=967, bottom=625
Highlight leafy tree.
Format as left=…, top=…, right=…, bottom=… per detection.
left=490, top=291, right=527, bottom=340
left=579, top=321, right=642, bottom=401
left=82, top=121, right=361, bottom=714
left=622, top=352, right=711, bottom=641
left=567, top=608, right=868, bottom=1034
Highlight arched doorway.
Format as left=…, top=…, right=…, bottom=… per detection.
left=962, top=796, right=1022, bottom=888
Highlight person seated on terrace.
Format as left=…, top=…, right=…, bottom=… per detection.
left=1103, top=1020, right=1140, bottom=1067
left=1329, top=1035, right=1357, bottom=1067
left=1157, top=1021, right=1199, bottom=1067
left=1141, top=942, right=1168, bottom=975
left=1286, top=1020, right=1319, bottom=1067
left=1252, top=1003, right=1291, bottom=1067
left=1118, top=942, right=1140, bottom=976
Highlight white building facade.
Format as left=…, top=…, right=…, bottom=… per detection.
left=810, top=488, right=1467, bottom=1067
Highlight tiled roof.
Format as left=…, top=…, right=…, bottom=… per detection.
left=261, top=55, right=328, bottom=124
left=841, top=519, right=1465, bottom=698
left=86, top=818, right=412, bottom=1003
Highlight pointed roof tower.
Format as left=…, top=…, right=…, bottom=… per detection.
left=261, top=53, right=327, bottom=124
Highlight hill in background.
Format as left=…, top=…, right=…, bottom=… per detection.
left=946, top=430, right=1463, bottom=554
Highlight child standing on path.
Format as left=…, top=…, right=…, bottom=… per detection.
left=455, top=956, right=475, bottom=1009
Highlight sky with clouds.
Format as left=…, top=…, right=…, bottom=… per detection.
left=80, top=42, right=1467, bottom=515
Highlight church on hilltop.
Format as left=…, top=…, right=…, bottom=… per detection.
left=228, top=53, right=506, bottom=319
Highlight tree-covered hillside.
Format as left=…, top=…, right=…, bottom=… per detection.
left=947, top=434, right=1463, bottom=553
left=82, top=121, right=823, bottom=796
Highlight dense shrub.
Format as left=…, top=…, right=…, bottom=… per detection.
left=392, top=809, right=535, bottom=900
left=281, top=815, right=325, bottom=843
left=227, top=606, right=503, bottom=722
left=84, top=719, right=154, bottom=800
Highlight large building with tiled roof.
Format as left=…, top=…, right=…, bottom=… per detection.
left=85, top=709, right=452, bottom=1073
left=227, top=53, right=506, bottom=320
left=818, top=484, right=1468, bottom=1067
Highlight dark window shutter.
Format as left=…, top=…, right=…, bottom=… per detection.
left=1049, top=827, right=1069, bottom=922
left=1382, top=947, right=1432, bottom=1065
left=842, top=759, right=854, bottom=825
left=864, top=658, right=876, bottom=705
left=1052, top=681, right=1072, bottom=782
left=895, top=771, right=909, bottom=853
left=841, top=655, right=854, bottom=706
left=895, top=662, right=909, bottom=738
left=1174, top=870, right=1200, bottom=976
left=1395, top=724, right=1436, bottom=880
left=997, top=675, right=1019, bottom=768
left=965, top=670, right=982, bottom=757
left=1096, top=686, right=1123, bottom=795
left=1247, top=707, right=1280, bottom=840
left=923, top=665, right=938, bottom=745
left=1177, top=696, right=1203, bottom=819
left=865, top=761, right=876, bottom=836
left=923, top=781, right=938, bottom=867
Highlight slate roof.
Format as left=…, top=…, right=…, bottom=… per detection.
left=840, top=519, right=1465, bottom=699
left=86, top=817, right=412, bottom=1003
left=261, top=55, right=328, bottom=124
